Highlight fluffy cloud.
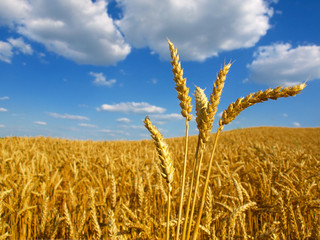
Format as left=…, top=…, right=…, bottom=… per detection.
left=247, top=43, right=320, bottom=86
left=98, top=102, right=166, bottom=114
left=0, top=108, right=8, bottom=112
left=0, top=0, right=130, bottom=65
left=48, top=112, right=89, bottom=120
left=116, top=0, right=273, bottom=61
left=0, top=0, right=276, bottom=65
left=90, top=72, right=116, bottom=87
left=0, top=96, right=9, bottom=100
left=0, top=0, right=29, bottom=26
left=0, top=124, right=5, bottom=128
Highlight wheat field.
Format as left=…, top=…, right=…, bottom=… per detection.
left=1, top=40, right=319, bottom=240
left=0, top=127, right=319, bottom=239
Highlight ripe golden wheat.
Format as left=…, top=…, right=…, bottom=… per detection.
left=0, top=40, right=319, bottom=240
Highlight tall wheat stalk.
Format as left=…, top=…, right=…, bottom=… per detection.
left=144, top=116, right=174, bottom=240
left=168, top=39, right=193, bottom=240
left=185, top=63, right=231, bottom=240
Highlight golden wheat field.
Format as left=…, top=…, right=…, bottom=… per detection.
left=0, top=127, right=319, bottom=239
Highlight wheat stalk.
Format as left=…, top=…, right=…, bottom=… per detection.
left=168, top=39, right=193, bottom=240
left=144, top=116, right=174, bottom=240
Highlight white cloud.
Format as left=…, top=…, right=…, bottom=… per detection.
left=0, top=0, right=30, bottom=26
left=149, top=113, right=183, bottom=121
left=116, top=0, right=273, bottom=61
left=89, top=72, right=116, bottom=87
left=100, top=129, right=124, bottom=134
left=282, top=113, right=288, bottom=117
left=293, top=122, right=301, bottom=127
left=119, top=125, right=145, bottom=130
left=0, top=0, right=130, bottom=65
left=8, top=37, right=33, bottom=55
left=34, top=121, right=47, bottom=125
left=98, top=102, right=166, bottom=114
left=78, top=123, right=98, bottom=128
left=0, top=96, right=9, bottom=100
left=116, top=117, right=131, bottom=123
left=0, top=124, right=5, bottom=128
left=48, top=112, right=89, bottom=120
left=242, top=78, right=249, bottom=84
left=247, top=43, right=320, bottom=86
left=0, top=108, right=8, bottom=112
left=0, top=37, right=33, bottom=63
left=0, top=41, right=13, bottom=63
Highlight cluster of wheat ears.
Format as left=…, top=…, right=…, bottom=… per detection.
left=0, top=40, right=319, bottom=239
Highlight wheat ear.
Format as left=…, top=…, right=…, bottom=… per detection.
left=144, top=116, right=174, bottom=192
left=89, top=188, right=102, bottom=239
left=107, top=209, right=119, bottom=240
left=220, top=83, right=306, bottom=126
left=168, top=39, right=193, bottom=240
left=168, top=38, right=192, bottom=121
left=207, top=63, right=231, bottom=130
left=144, top=116, right=174, bottom=240
left=195, top=86, right=210, bottom=145
left=40, top=196, right=49, bottom=234
left=63, top=202, right=75, bottom=239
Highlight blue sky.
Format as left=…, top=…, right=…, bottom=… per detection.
left=0, top=0, right=319, bottom=140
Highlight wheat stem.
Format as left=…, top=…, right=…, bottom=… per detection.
left=167, top=190, right=172, bottom=240
left=176, top=121, right=190, bottom=240
left=192, top=125, right=224, bottom=240
left=181, top=137, right=201, bottom=240
left=186, top=149, right=204, bottom=240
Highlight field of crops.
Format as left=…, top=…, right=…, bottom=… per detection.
left=0, top=127, right=319, bottom=239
